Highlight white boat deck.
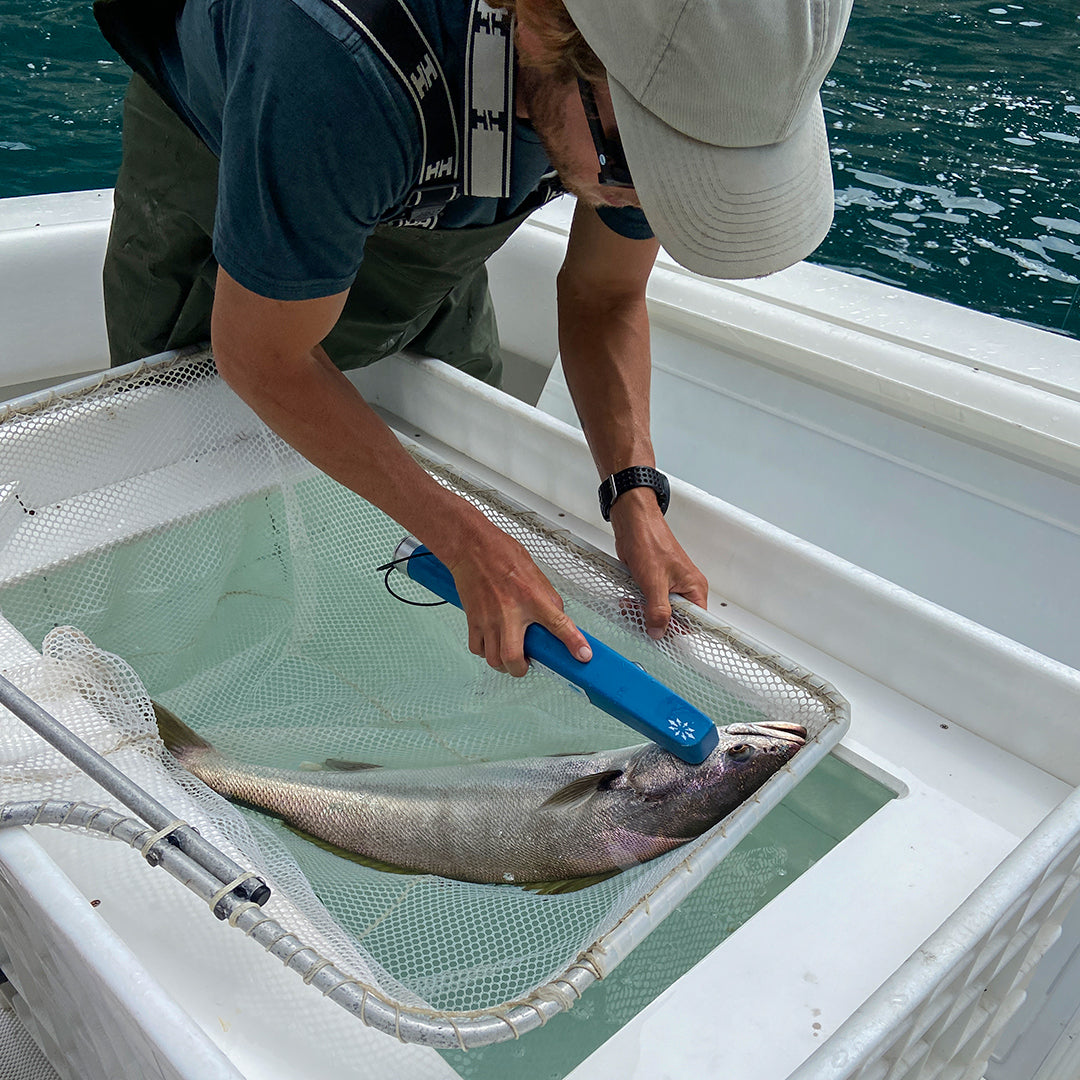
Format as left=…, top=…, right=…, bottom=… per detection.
left=0, top=191, right=1077, bottom=1079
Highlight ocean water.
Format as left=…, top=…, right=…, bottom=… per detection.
left=1, top=0, right=1077, bottom=337
left=816, top=0, right=1080, bottom=337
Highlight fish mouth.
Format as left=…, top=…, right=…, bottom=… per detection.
left=724, top=721, right=807, bottom=748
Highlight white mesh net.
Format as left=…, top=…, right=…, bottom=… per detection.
left=0, top=1006, right=60, bottom=1080
left=0, top=352, right=846, bottom=1040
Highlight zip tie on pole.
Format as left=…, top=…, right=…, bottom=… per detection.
left=318, top=973, right=359, bottom=998
left=263, top=927, right=293, bottom=950
left=302, top=959, right=335, bottom=985
left=519, top=999, right=550, bottom=1026
left=530, top=983, right=578, bottom=1011
left=495, top=1009, right=521, bottom=1039
left=208, top=870, right=264, bottom=917
left=227, top=901, right=263, bottom=928
left=448, top=1017, right=467, bottom=1052
left=280, top=942, right=312, bottom=968
left=139, top=818, right=188, bottom=859
left=568, top=956, right=603, bottom=981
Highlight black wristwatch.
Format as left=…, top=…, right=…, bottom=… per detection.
left=598, top=466, right=670, bottom=522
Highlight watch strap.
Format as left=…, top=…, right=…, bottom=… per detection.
left=598, top=466, right=670, bottom=522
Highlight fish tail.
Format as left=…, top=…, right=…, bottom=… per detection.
left=152, top=700, right=213, bottom=763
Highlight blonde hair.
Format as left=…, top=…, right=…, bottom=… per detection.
left=489, top=0, right=605, bottom=82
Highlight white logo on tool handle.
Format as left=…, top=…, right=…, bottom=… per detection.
left=410, top=54, right=438, bottom=97
left=668, top=717, right=695, bottom=742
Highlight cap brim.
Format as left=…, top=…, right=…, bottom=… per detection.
left=609, top=80, right=835, bottom=280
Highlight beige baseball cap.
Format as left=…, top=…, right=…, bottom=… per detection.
left=563, top=0, right=854, bottom=279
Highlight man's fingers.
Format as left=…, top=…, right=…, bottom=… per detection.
left=643, top=592, right=672, bottom=640
left=477, top=627, right=530, bottom=677
left=544, top=609, right=593, bottom=664
left=675, top=573, right=709, bottom=610
left=468, top=623, right=485, bottom=660
left=501, top=639, right=529, bottom=678
left=644, top=573, right=709, bottom=639
left=480, top=614, right=585, bottom=675
left=450, top=539, right=585, bottom=676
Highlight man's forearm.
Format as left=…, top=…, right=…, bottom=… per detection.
left=556, top=274, right=655, bottom=478
left=209, top=265, right=592, bottom=674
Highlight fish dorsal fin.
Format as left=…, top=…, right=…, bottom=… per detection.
left=541, top=769, right=623, bottom=810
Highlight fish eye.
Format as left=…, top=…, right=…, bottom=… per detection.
left=726, top=743, right=755, bottom=762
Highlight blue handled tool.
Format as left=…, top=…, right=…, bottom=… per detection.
left=390, top=537, right=720, bottom=764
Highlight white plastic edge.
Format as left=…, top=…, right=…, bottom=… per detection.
left=0, top=826, right=245, bottom=1079
left=787, top=783, right=1080, bottom=1079
left=524, top=202, right=1080, bottom=479
left=0, top=190, right=112, bottom=384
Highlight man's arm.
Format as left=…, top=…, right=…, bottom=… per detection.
left=557, top=201, right=708, bottom=637
left=211, top=267, right=591, bottom=676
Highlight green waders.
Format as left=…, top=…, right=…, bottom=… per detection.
left=103, top=74, right=538, bottom=386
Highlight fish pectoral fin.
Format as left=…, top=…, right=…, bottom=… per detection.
left=541, top=769, right=623, bottom=810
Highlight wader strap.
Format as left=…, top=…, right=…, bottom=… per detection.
left=321, top=0, right=461, bottom=222
left=323, top=0, right=518, bottom=224
left=463, top=1, right=514, bottom=199
left=96, top=0, right=553, bottom=226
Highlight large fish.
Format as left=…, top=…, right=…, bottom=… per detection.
left=154, top=704, right=805, bottom=886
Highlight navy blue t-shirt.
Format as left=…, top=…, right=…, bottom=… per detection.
left=154, top=0, right=652, bottom=300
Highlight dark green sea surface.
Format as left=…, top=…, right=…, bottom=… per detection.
left=1, top=0, right=1077, bottom=336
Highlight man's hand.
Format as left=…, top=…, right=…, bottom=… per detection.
left=447, top=528, right=592, bottom=677
left=609, top=488, right=708, bottom=638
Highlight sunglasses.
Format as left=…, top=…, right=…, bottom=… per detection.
left=577, top=79, right=634, bottom=189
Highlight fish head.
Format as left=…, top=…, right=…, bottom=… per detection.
left=613, top=720, right=807, bottom=841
